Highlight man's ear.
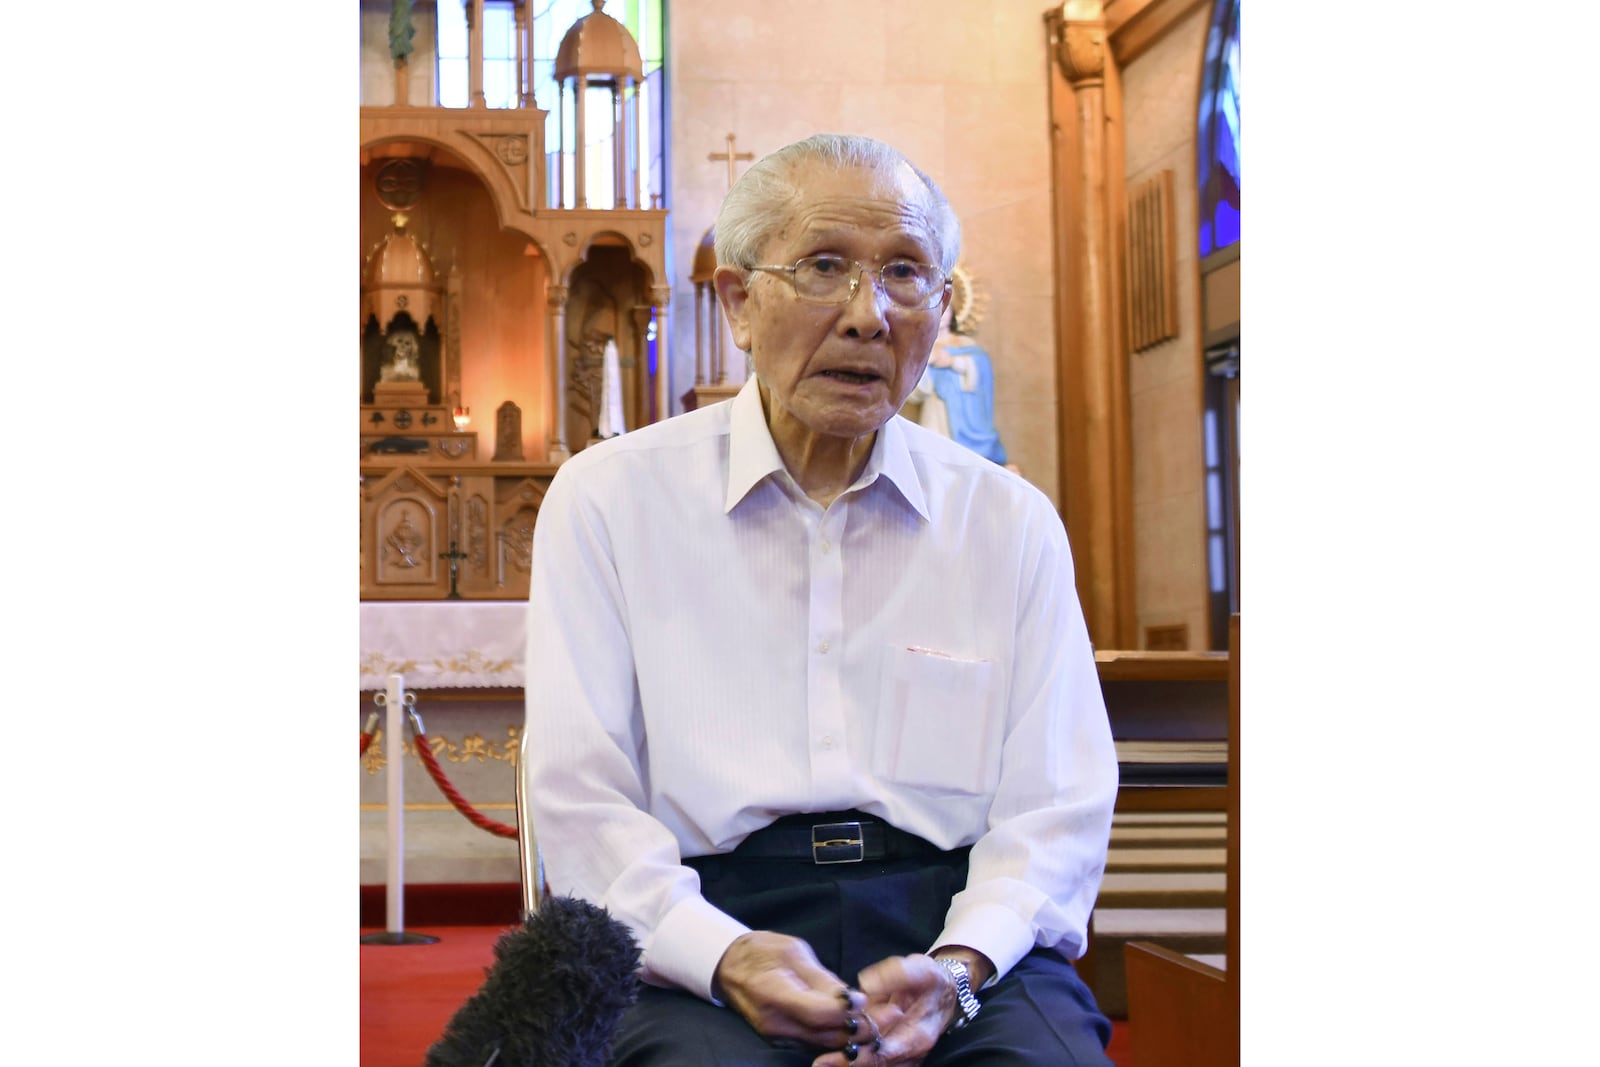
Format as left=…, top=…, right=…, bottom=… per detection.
left=713, top=266, right=755, bottom=353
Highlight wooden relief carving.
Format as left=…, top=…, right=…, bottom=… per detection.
left=464, top=132, right=531, bottom=211
left=467, top=494, right=489, bottom=574
left=495, top=136, right=528, bottom=165
left=497, top=506, right=538, bottom=585
left=494, top=401, right=525, bottom=461
left=376, top=497, right=439, bottom=585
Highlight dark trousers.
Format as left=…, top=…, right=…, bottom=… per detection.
left=607, top=818, right=1111, bottom=1066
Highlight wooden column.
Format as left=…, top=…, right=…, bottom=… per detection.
left=694, top=284, right=709, bottom=387
left=630, top=79, right=642, bottom=210
left=394, top=57, right=410, bottom=107
left=468, top=0, right=486, bottom=108
left=546, top=283, right=571, bottom=460
left=1048, top=0, right=1136, bottom=649
left=613, top=83, right=626, bottom=208
left=515, top=0, right=531, bottom=107
left=649, top=285, right=671, bottom=423
left=574, top=82, right=588, bottom=207
left=630, top=305, right=652, bottom=430
left=554, top=84, right=565, bottom=207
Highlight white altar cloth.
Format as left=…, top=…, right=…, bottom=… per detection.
left=359, top=601, right=527, bottom=690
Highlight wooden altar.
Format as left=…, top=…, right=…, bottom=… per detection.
left=359, top=2, right=672, bottom=602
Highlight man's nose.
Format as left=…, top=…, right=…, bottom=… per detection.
left=839, top=266, right=891, bottom=337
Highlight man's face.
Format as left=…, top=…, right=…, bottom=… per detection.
left=716, top=159, right=951, bottom=450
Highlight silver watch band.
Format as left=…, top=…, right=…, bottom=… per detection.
left=935, top=958, right=982, bottom=1032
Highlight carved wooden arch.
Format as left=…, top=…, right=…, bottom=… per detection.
left=560, top=230, right=664, bottom=442
left=360, top=134, right=513, bottom=216
left=358, top=109, right=547, bottom=234
left=564, top=227, right=665, bottom=291
left=357, top=135, right=562, bottom=271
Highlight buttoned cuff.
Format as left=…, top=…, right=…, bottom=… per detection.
left=930, top=904, right=1038, bottom=989
left=641, top=893, right=752, bottom=1003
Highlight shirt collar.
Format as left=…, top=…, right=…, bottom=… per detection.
left=725, top=379, right=786, bottom=513
left=724, top=378, right=930, bottom=522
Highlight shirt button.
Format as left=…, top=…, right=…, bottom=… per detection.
left=820, top=735, right=835, bottom=749
left=817, top=639, right=831, bottom=654
left=821, top=539, right=832, bottom=554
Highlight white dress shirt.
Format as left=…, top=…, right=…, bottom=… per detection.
left=523, top=378, right=1117, bottom=1001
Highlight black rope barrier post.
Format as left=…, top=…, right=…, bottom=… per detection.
left=361, top=675, right=440, bottom=946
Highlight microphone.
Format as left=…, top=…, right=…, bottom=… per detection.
left=424, top=895, right=641, bottom=1067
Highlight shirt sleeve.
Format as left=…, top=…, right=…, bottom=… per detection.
left=930, top=497, right=1119, bottom=983
left=520, top=462, right=750, bottom=1001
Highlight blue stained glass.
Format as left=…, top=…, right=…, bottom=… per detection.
left=1198, top=0, right=1241, bottom=258
left=1213, top=201, right=1240, bottom=250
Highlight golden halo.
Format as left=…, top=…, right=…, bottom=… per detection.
left=948, top=262, right=988, bottom=336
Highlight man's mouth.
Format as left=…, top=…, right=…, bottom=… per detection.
left=820, top=369, right=881, bottom=385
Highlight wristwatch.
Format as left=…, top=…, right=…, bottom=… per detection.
left=935, top=958, right=982, bottom=1032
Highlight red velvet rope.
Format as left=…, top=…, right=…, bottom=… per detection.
left=410, top=731, right=518, bottom=839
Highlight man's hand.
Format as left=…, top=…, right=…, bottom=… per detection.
left=713, top=931, right=865, bottom=1051
left=808, top=948, right=994, bottom=1067
left=806, top=954, right=945, bottom=1067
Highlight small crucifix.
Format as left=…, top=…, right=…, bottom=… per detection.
left=708, top=132, right=754, bottom=191
left=439, top=540, right=468, bottom=599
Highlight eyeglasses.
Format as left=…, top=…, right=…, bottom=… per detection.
left=744, top=255, right=949, bottom=310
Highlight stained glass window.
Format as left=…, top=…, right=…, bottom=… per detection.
left=1198, top=0, right=1240, bottom=258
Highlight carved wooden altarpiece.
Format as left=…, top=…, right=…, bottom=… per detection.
left=359, top=15, right=671, bottom=602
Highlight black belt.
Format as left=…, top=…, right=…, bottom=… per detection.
left=729, top=812, right=944, bottom=865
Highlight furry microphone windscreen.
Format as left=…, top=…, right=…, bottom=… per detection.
left=424, top=895, right=641, bottom=1067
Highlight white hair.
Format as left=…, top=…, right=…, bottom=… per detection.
left=713, top=133, right=961, bottom=274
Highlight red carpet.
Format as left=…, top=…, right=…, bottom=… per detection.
left=361, top=922, right=1133, bottom=1066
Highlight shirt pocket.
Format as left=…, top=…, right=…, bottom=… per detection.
left=872, top=644, right=999, bottom=796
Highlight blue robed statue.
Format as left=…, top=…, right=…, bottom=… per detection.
left=911, top=283, right=1008, bottom=466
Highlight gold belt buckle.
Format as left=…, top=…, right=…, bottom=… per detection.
left=812, top=821, right=864, bottom=864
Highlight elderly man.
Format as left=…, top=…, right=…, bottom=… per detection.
left=524, top=133, right=1117, bottom=1066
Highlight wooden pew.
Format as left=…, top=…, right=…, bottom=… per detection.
left=1078, top=643, right=1231, bottom=1017
left=1120, top=614, right=1239, bottom=1065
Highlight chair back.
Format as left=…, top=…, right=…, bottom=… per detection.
left=514, top=726, right=547, bottom=917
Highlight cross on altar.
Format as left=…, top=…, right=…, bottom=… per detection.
left=439, top=540, right=468, bottom=599
left=708, top=132, right=754, bottom=190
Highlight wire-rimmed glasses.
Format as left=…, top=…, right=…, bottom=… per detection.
left=744, top=255, right=949, bottom=310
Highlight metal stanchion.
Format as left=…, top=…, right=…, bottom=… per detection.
left=361, top=673, right=439, bottom=946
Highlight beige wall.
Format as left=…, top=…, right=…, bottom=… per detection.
left=668, top=1, right=1064, bottom=506
left=1119, top=3, right=1212, bottom=647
